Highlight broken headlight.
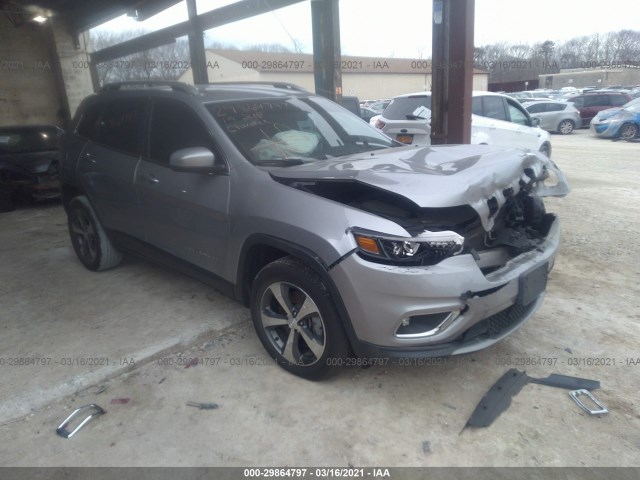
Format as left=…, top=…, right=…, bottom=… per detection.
left=352, top=229, right=464, bottom=266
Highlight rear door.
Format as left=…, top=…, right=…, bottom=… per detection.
left=76, top=97, right=147, bottom=238
left=135, top=98, right=230, bottom=274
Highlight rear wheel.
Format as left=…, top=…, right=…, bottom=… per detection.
left=67, top=196, right=122, bottom=271
left=557, top=119, right=574, bottom=135
left=250, top=256, right=349, bottom=379
left=619, top=123, right=638, bottom=140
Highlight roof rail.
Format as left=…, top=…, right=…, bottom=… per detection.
left=198, top=81, right=308, bottom=92
left=100, top=81, right=198, bottom=95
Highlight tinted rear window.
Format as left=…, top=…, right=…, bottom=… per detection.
left=383, top=96, right=432, bottom=120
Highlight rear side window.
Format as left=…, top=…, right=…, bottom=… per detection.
left=79, top=99, right=147, bottom=156
left=98, top=99, right=147, bottom=155
left=482, top=96, right=508, bottom=121
left=610, top=95, right=628, bottom=106
left=149, top=99, right=215, bottom=164
left=547, top=103, right=566, bottom=112
left=584, top=95, right=606, bottom=107
left=76, top=102, right=103, bottom=140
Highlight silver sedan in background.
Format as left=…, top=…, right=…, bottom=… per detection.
left=524, top=100, right=582, bottom=134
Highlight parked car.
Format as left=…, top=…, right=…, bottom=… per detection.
left=563, top=92, right=631, bottom=127
left=510, top=91, right=552, bottom=102
left=0, top=124, right=62, bottom=212
left=366, top=100, right=391, bottom=113
left=524, top=100, right=581, bottom=134
left=360, top=106, right=380, bottom=123
left=590, top=101, right=640, bottom=140
left=61, top=81, right=569, bottom=379
left=374, top=91, right=552, bottom=156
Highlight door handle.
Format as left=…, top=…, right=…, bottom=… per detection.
left=139, top=173, right=159, bottom=184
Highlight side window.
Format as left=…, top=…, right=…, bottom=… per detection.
left=570, top=97, right=584, bottom=109
left=507, top=100, right=529, bottom=126
left=76, top=102, right=104, bottom=141
left=583, top=95, right=603, bottom=107
left=610, top=95, right=628, bottom=106
left=526, top=103, right=545, bottom=114
left=482, top=96, right=508, bottom=121
left=149, top=99, right=215, bottom=164
left=547, top=103, right=565, bottom=112
left=96, top=98, right=147, bottom=156
left=472, top=97, right=483, bottom=115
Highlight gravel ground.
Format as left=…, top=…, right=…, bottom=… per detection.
left=0, top=129, right=638, bottom=469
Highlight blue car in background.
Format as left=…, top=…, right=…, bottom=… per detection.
left=590, top=98, right=640, bottom=140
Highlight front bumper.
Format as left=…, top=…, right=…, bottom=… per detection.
left=330, top=215, right=560, bottom=357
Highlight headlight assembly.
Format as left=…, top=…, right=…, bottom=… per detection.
left=351, top=228, right=464, bottom=266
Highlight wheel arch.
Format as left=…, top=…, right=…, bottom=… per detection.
left=235, top=235, right=359, bottom=353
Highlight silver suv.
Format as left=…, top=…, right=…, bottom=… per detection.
left=61, top=81, right=570, bottom=379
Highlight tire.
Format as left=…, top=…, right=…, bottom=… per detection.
left=619, top=123, right=638, bottom=141
left=67, top=196, right=122, bottom=271
left=250, top=256, right=349, bottom=379
left=539, top=142, right=552, bottom=158
left=557, top=119, right=574, bottom=135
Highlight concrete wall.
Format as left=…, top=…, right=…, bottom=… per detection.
left=0, top=15, right=93, bottom=128
left=0, top=15, right=62, bottom=126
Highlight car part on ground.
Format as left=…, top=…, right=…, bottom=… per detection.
left=56, top=404, right=106, bottom=438
left=61, top=81, right=569, bottom=378
left=464, top=369, right=602, bottom=429
left=569, top=389, right=608, bottom=416
left=0, top=125, right=63, bottom=212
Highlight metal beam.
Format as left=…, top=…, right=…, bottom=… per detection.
left=447, top=0, right=474, bottom=144
left=310, top=0, right=342, bottom=102
left=431, top=0, right=474, bottom=145
left=91, top=0, right=305, bottom=64
left=186, top=0, right=207, bottom=84
left=430, top=0, right=449, bottom=145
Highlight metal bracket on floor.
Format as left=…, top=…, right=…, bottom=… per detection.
left=56, top=404, right=106, bottom=438
left=569, top=389, right=608, bottom=415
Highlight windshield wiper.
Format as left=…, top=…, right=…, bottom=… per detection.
left=405, top=114, right=429, bottom=120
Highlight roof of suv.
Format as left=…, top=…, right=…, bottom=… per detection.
left=392, top=90, right=508, bottom=99
left=97, top=81, right=311, bottom=103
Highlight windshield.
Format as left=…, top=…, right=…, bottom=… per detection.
left=383, top=95, right=432, bottom=120
left=0, top=127, right=60, bottom=154
left=206, top=96, right=395, bottom=164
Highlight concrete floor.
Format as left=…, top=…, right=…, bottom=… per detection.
left=0, top=129, right=639, bottom=467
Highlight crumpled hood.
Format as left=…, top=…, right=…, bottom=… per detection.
left=269, top=144, right=570, bottom=230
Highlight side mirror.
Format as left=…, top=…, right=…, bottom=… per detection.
left=169, top=147, right=226, bottom=174
left=531, top=117, right=541, bottom=127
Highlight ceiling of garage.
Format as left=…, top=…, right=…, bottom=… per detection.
left=2, top=0, right=181, bottom=32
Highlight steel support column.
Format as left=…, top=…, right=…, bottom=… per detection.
left=431, top=0, right=474, bottom=145
left=186, top=0, right=208, bottom=84
left=310, top=0, right=342, bottom=102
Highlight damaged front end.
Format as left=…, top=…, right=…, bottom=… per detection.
left=270, top=146, right=570, bottom=354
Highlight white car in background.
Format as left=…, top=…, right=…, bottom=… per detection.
left=374, top=91, right=552, bottom=156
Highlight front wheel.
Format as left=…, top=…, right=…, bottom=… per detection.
left=250, top=257, right=349, bottom=379
left=557, top=120, right=574, bottom=135
left=619, top=123, right=638, bottom=140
